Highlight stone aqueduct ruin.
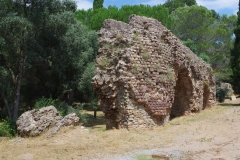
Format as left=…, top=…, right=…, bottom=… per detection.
left=92, top=15, right=216, bottom=129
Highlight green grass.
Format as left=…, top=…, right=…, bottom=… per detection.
left=134, top=154, right=156, bottom=160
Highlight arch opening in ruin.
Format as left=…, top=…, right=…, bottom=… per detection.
left=203, top=83, right=210, bottom=109
left=171, top=68, right=193, bottom=119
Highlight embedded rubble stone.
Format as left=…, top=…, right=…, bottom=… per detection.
left=92, top=15, right=216, bottom=129
left=16, top=106, right=79, bottom=137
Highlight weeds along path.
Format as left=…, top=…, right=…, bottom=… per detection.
left=0, top=99, right=240, bottom=160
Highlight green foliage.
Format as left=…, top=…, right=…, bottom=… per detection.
left=0, top=0, right=99, bottom=120
left=231, top=2, right=240, bottom=93
left=163, top=0, right=197, bottom=13
left=172, top=5, right=215, bottom=53
left=216, top=88, right=229, bottom=103
left=75, top=4, right=174, bottom=31
left=93, top=0, right=104, bottom=10
left=172, top=5, right=237, bottom=82
left=34, top=97, right=87, bottom=122
left=0, top=119, right=16, bottom=137
left=34, top=97, right=57, bottom=109
left=214, top=70, right=232, bottom=85
left=78, top=62, right=97, bottom=102
left=199, top=53, right=210, bottom=63
left=183, top=38, right=197, bottom=53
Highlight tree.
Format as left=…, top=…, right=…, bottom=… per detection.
left=163, top=0, right=196, bottom=13
left=93, top=0, right=104, bottom=10
left=78, top=62, right=99, bottom=118
left=75, top=4, right=174, bottom=31
left=0, top=0, right=98, bottom=120
left=172, top=5, right=236, bottom=82
left=231, top=0, right=240, bottom=93
left=0, top=1, right=34, bottom=120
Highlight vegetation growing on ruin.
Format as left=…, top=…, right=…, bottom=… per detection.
left=141, top=50, right=151, bottom=59
left=96, top=55, right=112, bottom=68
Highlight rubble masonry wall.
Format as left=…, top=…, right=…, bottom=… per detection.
left=92, top=15, right=216, bottom=129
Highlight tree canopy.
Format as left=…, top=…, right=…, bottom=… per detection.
left=172, top=5, right=237, bottom=83
left=231, top=0, right=240, bottom=93
left=0, top=0, right=98, bottom=120
left=163, top=0, right=197, bottom=13
left=75, top=4, right=174, bottom=31
left=93, top=0, right=104, bottom=10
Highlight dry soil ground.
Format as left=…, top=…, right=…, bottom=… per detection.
left=0, top=99, right=240, bottom=160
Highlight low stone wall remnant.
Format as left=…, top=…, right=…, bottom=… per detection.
left=92, top=15, right=216, bottom=129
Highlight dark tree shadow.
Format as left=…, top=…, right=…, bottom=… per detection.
left=82, top=113, right=105, bottom=128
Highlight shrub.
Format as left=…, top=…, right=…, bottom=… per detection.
left=199, top=52, right=210, bottom=63
left=34, top=97, right=57, bottom=109
left=216, top=88, right=229, bottom=103
left=0, top=119, right=16, bottom=137
left=34, top=97, right=87, bottom=122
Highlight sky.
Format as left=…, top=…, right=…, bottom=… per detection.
left=75, top=0, right=239, bottom=15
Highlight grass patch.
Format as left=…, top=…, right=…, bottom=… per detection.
left=169, top=104, right=232, bottom=126
left=132, top=32, right=140, bottom=41
left=134, top=154, right=156, bottom=160
left=141, top=50, right=151, bottom=59
left=80, top=110, right=105, bottom=129
left=116, top=34, right=123, bottom=40
left=96, top=55, right=113, bottom=68
left=198, top=137, right=214, bottom=142
left=132, top=64, right=138, bottom=73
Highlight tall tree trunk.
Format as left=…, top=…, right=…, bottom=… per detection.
left=0, top=91, right=12, bottom=120
left=12, top=57, right=24, bottom=121
left=68, top=89, right=74, bottom=105
left=94, top=110, right=97, bottom=119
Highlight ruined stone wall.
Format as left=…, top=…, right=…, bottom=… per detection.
left=92, top=15, right=216, bottom=129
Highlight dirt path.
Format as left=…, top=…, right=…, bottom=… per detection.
left=1, top=99, right=240, bottom=160
left=113, top=99, right=240, bottom=160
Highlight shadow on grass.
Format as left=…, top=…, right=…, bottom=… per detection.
left=218, top=103, right=240, bottom=107
left=83, top=112, right=105, bottom=128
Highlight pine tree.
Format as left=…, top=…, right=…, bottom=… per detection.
left=231, top=0, right=240, bottom=93
left=93, top=0, right=104, bottom=10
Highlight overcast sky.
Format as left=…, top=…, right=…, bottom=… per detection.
left=75, top=0, right=238, bottom=15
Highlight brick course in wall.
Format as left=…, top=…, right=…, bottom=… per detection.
left=92, top=15, right=216, bottom=129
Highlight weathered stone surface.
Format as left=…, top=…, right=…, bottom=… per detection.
left=16, top=106, right=79, bottom=137
left=46, top=113, right=79, bottom=136
left=230, top=96, right=236, bottom=101
left=220, top=83, right=234, bottom=97
left=92, top=15, right=216, bottom=129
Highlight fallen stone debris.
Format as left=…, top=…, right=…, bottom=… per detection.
left=16, top=106, right=79, bottom=137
